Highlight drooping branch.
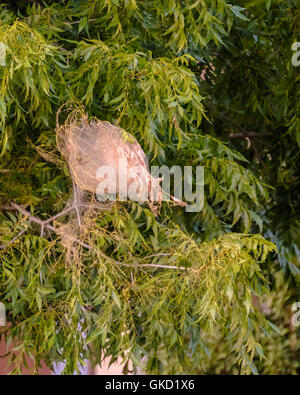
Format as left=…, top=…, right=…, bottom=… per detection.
left=2, top=203, right=203, bottom=273
left=8, top=202, right=91, bottom=249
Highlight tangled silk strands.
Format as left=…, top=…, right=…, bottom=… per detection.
left=56, top=106, right=186, bottom=219
left=56, top=108, right=164, bottom=214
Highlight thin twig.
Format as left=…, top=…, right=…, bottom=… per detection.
left=219, top=113, right=249, bottom=136
left=9, top=202, right=91, bottom=249
left=72, top=179, right=82, bottom=227
left=0, top=228, right=27, bottom=250
left=115, top=261, right=187, bottom=270
left=43, top=204, right=76, bottom=225
left=67, top=18, right=97, bottom=25
left=141, top=253, right=172, bottom=259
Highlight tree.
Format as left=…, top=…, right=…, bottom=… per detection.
left=0, top=0, right=299, bottom=374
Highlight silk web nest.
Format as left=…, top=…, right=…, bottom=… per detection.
left=56, top=107, right=184, bottom=221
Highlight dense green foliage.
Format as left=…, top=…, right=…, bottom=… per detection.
left=0, top=0, right=299, bottom=374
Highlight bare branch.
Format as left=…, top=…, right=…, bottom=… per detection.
left=8, top=202, right=91, bottom=249
left=219, top=113, right=266, bottom=167
left=229, top=132, right=271, bottom=140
